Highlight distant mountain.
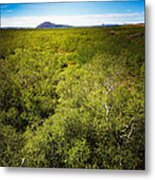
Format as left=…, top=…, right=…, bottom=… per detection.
left=101, top=24, right=120, bottom=27
left=0, top=22, right=144, bottom=30
left=0, top=27, right=33, bottom=29
left=36, top=22, right=72, bottom=29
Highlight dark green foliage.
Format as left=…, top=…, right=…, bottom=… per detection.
left=0, top=26, right=144, bottom=169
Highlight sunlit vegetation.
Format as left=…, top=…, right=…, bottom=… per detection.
left=0, top=25, right=145, bottom=169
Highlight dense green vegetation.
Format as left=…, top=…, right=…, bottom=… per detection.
left=0, top=26, right=144, bottom=169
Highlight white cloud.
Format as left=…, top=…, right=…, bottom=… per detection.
left=1, top=12, right=144, bottom=28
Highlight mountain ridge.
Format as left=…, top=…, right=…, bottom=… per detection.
left=36, top=21, right=72, bottom=29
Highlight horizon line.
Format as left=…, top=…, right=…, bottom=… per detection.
left=0, top=21, right=145, bottom=29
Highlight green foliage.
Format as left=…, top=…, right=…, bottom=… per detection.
left=0, top=26, right=144, bottom=169
left=0, top=124, right=23, bottom=166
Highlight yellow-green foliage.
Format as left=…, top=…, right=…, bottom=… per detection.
left=0, top=26, right=144, bottom=169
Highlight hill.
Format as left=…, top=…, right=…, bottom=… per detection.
left=36, top=21, right=72, bottom=28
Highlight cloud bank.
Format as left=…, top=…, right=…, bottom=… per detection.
left=1, top=12, right=144, bottom=28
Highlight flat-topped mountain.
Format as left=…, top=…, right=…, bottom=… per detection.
left=36, top=21, right=72, bottom=29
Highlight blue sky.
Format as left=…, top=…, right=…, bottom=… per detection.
left=0, top=1, right=145, bottom=27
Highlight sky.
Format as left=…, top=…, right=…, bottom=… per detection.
left=0, top=0, right=145, bottom=27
